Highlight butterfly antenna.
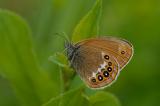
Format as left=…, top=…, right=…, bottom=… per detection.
left=54, top=32, right=70, bottom=43
left=54, top=32, right=71, bottom=52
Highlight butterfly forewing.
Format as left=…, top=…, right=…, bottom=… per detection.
left=76, top=37, right=133, bottom=70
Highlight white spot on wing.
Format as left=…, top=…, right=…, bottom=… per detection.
left=101, top=61, right=107, bottom=68
left=90, top=61, right=107, bottom=78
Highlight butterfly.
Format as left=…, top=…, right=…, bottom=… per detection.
left=65, top=36, right=133, bottom=89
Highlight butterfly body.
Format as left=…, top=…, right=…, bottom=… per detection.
left=65, top=37, right=133, bottom=89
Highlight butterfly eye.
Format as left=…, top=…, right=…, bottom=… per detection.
left=107, top=67, right=112, bottom=72
left=91, top=78, right=96, bottom=82
left=104, top=55, right=109, bottom=60
left=121, top=51, right=125, bottom=54
left=108, top=62, right=112, bottom=66
left=103, top=71, right=109, bottom=77
left=97, top=75, right=103, bottom=81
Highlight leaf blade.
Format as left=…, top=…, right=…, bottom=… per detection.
left=89, top=91, right=121, bottom=106
left=0, top=10, right=57, bottom=106
left=72, top=0, right=102, bottom=42
left=42, top=86, right=89, bottom=106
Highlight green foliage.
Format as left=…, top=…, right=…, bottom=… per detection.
left=0, top=0, right=160, bottom=106
left=42, top=86, right=89, bottom=106
left=49, top=52, right=68, bottom=68
left=0, top=9, right=58, bottom=106
left=72, top=0, right=102, bottom=42
left=0, top=0, right=120, bottom=106
left=89, top=91, right=120, bottom=106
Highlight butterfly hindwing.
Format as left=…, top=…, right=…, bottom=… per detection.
left=71, top=43, right=120, bottom=89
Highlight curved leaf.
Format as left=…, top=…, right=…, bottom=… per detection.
left=89, top=91, right=121, bottom=106
left=72, top=0, right=102, bottom=42
left=0, top=10, right=57, bottom=106
left=49, top=52, right=68, bottom=67
left=42, top=86, right=89, bottom=106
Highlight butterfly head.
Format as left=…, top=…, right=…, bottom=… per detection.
left=64, top=41, right=75, bottom=60
left=65, top=41, right=81, bottom=61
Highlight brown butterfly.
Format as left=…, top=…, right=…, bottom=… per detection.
left=65, top=37, right=133, bottom=89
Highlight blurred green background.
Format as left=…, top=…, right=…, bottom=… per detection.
left=0, top=0, right=160, bottom=106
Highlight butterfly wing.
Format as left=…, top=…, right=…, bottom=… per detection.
left=71, top=37, right=133, bottom=89
left=76, top=37, right=133, bottom=70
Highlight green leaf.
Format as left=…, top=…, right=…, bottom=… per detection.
left=72, top=0, right=102, bottom=42
left=49, top=52, right=76, bottom=90
left=49, top=52, right=68, bottom=67
left=69, top=75, right=84, bottom=89
left=89, top=91, right=121, bottom=106
left=0, top=10, right=58, bottom=106
left=42, top=86, right=89, bottom=106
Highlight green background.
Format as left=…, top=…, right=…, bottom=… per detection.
left=0, top=0, right=160, bottom=106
